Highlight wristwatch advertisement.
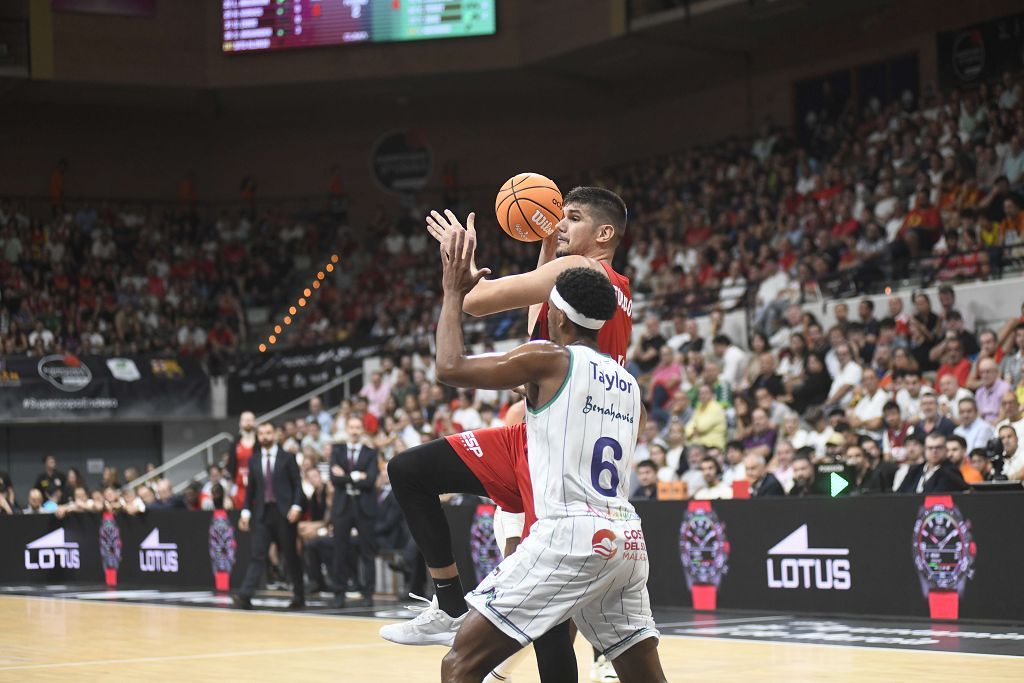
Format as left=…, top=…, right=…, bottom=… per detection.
left=99, top=511, right=122, bottom=587
left=679, top=500, right=730, bottom=610
left=208, top=509, right=237, bottom=592
left=912, top=495, right=976, bottom=620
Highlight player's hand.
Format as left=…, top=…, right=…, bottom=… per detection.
left=441, top=224, right=490, bottom=295
left=430, top=210, right=488, bottom=275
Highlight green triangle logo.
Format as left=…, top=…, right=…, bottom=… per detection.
left=830, top=472, right=849, bottom=497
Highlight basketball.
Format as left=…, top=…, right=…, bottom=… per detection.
left=494, top=172, right=563, bottom=242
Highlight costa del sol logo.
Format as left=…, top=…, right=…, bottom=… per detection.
left=592, top=529, right=618, bottom=560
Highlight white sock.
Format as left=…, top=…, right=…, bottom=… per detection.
left=489, top=644, right=533, bottom=679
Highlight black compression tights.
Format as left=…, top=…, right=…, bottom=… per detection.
left=388, top=438, right=487, bottom=568
left=389, top=439, right=578, bottom=683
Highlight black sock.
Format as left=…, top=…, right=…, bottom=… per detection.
left=432, top=575, right=467, bottom=618
left=594, top=646, right=602, bottom=662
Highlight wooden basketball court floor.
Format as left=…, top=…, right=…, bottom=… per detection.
left=1, top=594, right=1021, bottom=682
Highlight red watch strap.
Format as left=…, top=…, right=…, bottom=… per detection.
left=691, top=584, right=717, bottom=611
left=688, top=500, right=711, bottom=512
left=928, top=590, right=959, bottom=619
left=924, top=495, right=954, bottom=508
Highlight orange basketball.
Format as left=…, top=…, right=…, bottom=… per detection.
left=494, top=172, right=563, bottom=242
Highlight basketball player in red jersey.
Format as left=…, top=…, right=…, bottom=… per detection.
left=381, top=188, right=632, bottom=680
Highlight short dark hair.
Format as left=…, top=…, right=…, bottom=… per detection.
left=883, top=401, right=900, bottom=413
left=553, top=267, right=617, bottom=336
left=905, top=432, right=925, bottom=445
left=562, top=186, right=628, bottom=242
left=700, top=456, right=722, bottom=476
left=969, top=448, right=987, bottom=460
left=258, top=420, right=276, bottom=430
left=726, top=439, right=744, bottom=453
left=636, top=459, right=657, bottom=472
left=713, top=334, right=732, bottom=346
left=946, top=435, right=967, bottom=449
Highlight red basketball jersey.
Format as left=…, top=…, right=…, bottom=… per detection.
left=531, top=261, right=633, bottom=365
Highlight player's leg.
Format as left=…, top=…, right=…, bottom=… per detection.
left=442, top=608, right=522, bottom=683
left=387, top=438, right=487, bottom=609
left=609, top=637, right=666, bottom=683
left=531, top=621, right=578, bottom=683
left=484, top=507, right=532, bottom=682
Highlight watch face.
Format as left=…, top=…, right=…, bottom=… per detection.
left=208, top=515, right=237, bottom=573
left=912, top=504, right=975, bottom=590
left=679, top=508, right=729, bottom=587
left=99, top=518, right=122, bottom=570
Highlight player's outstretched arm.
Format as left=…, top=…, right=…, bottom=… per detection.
left=427, top=208, right=596, bottom=317
left=435, top=228, right=568, bottom=393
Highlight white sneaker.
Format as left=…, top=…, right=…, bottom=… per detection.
left=378, top=594, right=466, bottom=647
left=590, top=655, right=619, bottom=682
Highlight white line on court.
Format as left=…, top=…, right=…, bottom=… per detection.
left=656, top=615, right=790, bottom=628
left=0, top=642, right=394, bottom=672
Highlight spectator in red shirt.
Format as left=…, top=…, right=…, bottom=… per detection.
left=899, top=189, right=942, bottom=257
left=934, top=339, right=971, bottom=390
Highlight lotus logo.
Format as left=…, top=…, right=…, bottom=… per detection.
left=38, top=354, right=92, bottom=392
left=592, top=529, right=617, bottom=560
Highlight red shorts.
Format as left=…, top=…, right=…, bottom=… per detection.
left=447, top=424, right=536, bottom=534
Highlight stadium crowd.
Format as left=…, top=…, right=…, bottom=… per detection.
left=3, top=72, right=1022, bottom=365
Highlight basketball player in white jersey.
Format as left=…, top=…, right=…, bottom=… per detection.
left=433, top=228, right=665, bottom=683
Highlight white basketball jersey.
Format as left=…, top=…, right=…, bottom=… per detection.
left=526, top=345, right=641, bottom=522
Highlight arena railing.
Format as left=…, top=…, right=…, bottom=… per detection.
left=124, top=366, right=364, bottom=494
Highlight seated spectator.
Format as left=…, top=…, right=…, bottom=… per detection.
left=743, top=408, right=777, bottom=459
left=954, top=397, right=995, bottom=451
left=969, top=448, right=994, bottom=481
left=744, top=453, right=785, bottom=497
left=649, top=346, right=686, bottom=411
left=998, top=322, right=1024, bottom=387
left=768, top=440, right=795, bottom=492
left=998, top=425, right=1024, bottom=480
left=721, top=441, right=746, bottom=485
left=847, top=370, right=888, bottom=439
left=934, top=338, right=972, bottom=390
left=0, top=470, right=18, bottom=514
left=973, top=358, right=1011, bottom=423
left=23, top=488, right=50, bottom=514
left=996, top=391, right=1024, bottom=435
left=693, top=457, right=732, bottom=500
left=679, top=446, right=707, bottom=497
left=148, top=479, right=182, bottom=509
left=882, top=401, right=912, bottom=461
left=945, top=435, right=982, bottom=484
left=685, top=383, right=727, bottom=450
left=648, top=441, right=676, bottom=483
left=897, top=433, right=969, bottom=493
left=630, top=460, right=659, bottom=501
left=662, top=421, right=687, bottom=473
left=910, top=393, right=957, bottom=439
left=711, top=334, right=748, bottom=389
left=788, top=453, right=818, bottom=496
left=936, top=372, right=973, bottom=420
left=306, top=397, right=333, bottom=434
left=786, top=352, right=831, bottom=415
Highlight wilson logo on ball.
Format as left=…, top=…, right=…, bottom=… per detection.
left=592, top=529, right=618, bottom=560
left=531, top=209, right=553, bottom=233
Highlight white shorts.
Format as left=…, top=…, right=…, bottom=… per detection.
left=466, top=516, right=659, bottom=661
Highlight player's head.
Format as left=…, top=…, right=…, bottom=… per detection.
left=547, top=267, right=616, bottom=345
left=556, top=187, right=628, bottom=258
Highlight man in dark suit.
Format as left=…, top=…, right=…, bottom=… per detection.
left=234, top=421, right=306, bottom=610
left=744, top=453, right=785, bottom=497
left=897, top=433, right=969, bottom=494
left=330, top=416, right=379, bottom=608
left=374, top=461, right=407, bottom=552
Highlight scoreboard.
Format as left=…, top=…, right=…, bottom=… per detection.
left=222, top=0, right=496, bottom=53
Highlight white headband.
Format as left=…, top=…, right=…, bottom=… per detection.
left=549, top=285, right=606, bottom=330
